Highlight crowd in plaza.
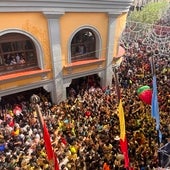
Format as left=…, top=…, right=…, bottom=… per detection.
left=0, top=37, right=169, bottom=170
left=0, top=18, right=170, bottom=170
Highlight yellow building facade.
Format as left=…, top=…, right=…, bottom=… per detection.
left=0, top=0, right=132, bottom=104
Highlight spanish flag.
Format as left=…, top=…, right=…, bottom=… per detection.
left=118, top=99, right=129, bottom=168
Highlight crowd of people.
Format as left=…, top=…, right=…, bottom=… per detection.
left=0, top=25, right=170, bottom=170
left=0, top=37, right=169, bottom=170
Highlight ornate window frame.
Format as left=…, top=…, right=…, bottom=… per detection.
left=0, top=29, right=44, bottom=74
left=68, top=26, right=102, bottom=63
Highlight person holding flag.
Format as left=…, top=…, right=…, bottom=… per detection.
left=30, top=94, right=60, bottom=170
left=113, top=67, right=130, bottom=168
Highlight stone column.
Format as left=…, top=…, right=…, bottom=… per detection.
left=103, top=13, right=120, bottom=88
left=63, top=78, right=72, bottom=99
left=43, top=10, right=65, bottom=104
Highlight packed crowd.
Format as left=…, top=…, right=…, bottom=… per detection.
left=0, top=40, right=170, bottom=170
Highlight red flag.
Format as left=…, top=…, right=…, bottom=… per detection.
left=33, top=97, right=60, bottom=170
left=43, top=123, right=54, bottom=160
left=43, top=122, right=60, bottom=170
left=120, top=138, right=129, bottom=168
left=54, top=153, right=60, bottom=170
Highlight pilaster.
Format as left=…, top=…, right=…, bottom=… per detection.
left=43, top=11, right=64, bottom=104
left=103, top=13, right=120, bottom=88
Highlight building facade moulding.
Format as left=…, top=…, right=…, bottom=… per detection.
left=0, top=0, right=133, bottom=13
left=43, top=10, right=65, bottom=19
left=0, top=79, right=53, bottom=98
left=67, top=25, right=102, bottom=63
left=0, top=28, right=45, bottom=71
left=63, top=66, right=104, bottom=81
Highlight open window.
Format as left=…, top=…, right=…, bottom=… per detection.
left=71, top=28, right=97, bottom=62
left=0, top=33, right=38, bottom=74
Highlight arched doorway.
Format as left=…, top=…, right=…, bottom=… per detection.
left=66, top=74, right=101, bottom=97
left=0, top=87, right=51, bottom=109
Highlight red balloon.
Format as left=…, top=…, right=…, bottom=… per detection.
left=139, top=89, right=152, bottom=105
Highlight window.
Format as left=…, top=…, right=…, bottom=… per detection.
left=0, top=33, right=38, bottom=74
left=71, top=29, right=96, bottom=62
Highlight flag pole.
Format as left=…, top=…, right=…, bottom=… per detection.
left=113, top=66, right=130, bottom=169
left=149, top=50, right=161, bottom=167
left=113, top=66, right=121, bottom=102
left=30, top=95, right=43, bottom=129
left=153, top=55, right=160, bottom=147
left=150, top=52, right=160, bottom=145
left=30, top=94, right=57, bottom=170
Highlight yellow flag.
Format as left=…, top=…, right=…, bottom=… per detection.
left=118, top=99, right=126, bottom=140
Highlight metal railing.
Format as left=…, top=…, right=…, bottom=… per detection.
left=0, top=61, right=38, bottom=75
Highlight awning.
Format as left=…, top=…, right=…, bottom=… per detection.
left=113, top=46, right=125, bottom=67
left=113, top=57, right=123, bottom=68
left=115, top=45, right=125, bottom=58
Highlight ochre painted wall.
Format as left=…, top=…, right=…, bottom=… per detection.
left=60, top=13, right=108, bottom=67
left=0, top=76, right=44, bottom=90
left=0, top=12, right=52, bottom=90
left=113, top=12, right=128, bottom=57
left=60, top=12, right=128, bottom=75
left=0, top=11, right=128, bottom=90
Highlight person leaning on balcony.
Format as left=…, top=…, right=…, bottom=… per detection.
left=19, top=57, right=26, bottom=64
left=10, top=56, right=17, bottom=65
left=0, top=55, right=3, bottom=65
left=4, top=54, right=11, bottom=65
left=16, top=53, right=20, bottom=64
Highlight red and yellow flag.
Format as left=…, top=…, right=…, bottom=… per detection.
left=118, top=99, right=129, bottom=168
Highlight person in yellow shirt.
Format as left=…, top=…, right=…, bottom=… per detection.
left=11, top=125, right=20, bottom=136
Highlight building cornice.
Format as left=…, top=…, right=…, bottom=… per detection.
left=0, top=0, right=133, bottom=13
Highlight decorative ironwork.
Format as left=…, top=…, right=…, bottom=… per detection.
left=120, top=6, right=170, bottom=57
